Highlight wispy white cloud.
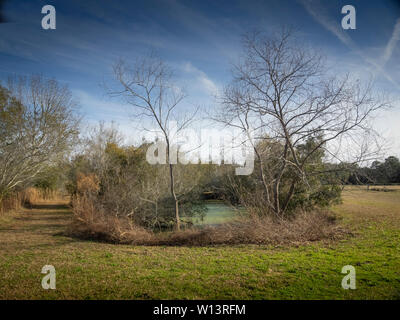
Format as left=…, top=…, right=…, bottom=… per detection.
left=182, top=62, right=219, bottom=96
left=166, top=0, right=241, bottom=61
left=380, top=18, right=400, bottom=68
left=299, top=0, right=400, bottom=90
left=299, top=0, right=400, bottom=157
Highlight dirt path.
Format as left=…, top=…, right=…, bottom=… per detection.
left=0, top=201, right=73, bottom=252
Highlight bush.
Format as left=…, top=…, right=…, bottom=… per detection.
left=67, top=135, right=206, bottom=231
left=0, top=192, right=24, bottom=215
left=67, top=205, right=349, bottom=246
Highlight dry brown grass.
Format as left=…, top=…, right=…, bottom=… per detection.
left=68, top=195, right=349, bottom=246
left=68, top=217, right=154, bottom=244
left=69, top=193, right=154, bottom=244
left=0, top=187, right=65, bottom=216
left=163, top=211, right=349, bottom=246
left=0, top=192, right=24, bottom=215
left=24, top=187, right=65, bottom=203
left=76, top=173, right=100, bottom=194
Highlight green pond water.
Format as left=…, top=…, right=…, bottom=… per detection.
left=192, top=201, right=237, bottom=225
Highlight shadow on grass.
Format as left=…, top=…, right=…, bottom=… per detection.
left=4, top=203, right=74, bottom=235
left=27, top=203, right=70, bottom=211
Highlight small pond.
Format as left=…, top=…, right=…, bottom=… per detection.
left=192, top=200, right=237, bottom=226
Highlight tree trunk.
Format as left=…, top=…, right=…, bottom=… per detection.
left=282, top=180, right=296, bottom=214
left=273, top=146, right=289, bottom=218
left=0, top=191, right=5, bottom=211
left=167, top=142, right=180, bottom=231
left=273, top=180, right=281, bottom=218
left=169, top=163, right=180, bottom=230
left=254, top=147, right=271, bottom=206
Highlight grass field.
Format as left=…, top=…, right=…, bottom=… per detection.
left=0, top=187, right=399, bottom=299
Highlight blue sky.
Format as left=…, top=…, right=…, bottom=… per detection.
left=0, top=0, right=400, bottom=156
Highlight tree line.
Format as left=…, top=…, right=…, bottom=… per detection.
left=348, top=156, right=400, bottom=185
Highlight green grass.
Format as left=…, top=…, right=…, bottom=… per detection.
left=0, top=189, right=399, bottom=300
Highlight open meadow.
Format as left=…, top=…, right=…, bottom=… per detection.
left=1, top=2, right=400, bottom=305
left=0, top=187, right=399, bottom=300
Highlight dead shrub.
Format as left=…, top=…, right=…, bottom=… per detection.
left=22, top=187, right=65, bottom=207
left=158, top=210, right=348, bottom=246
left=70, top=193, right=97, bottom=224
left=0, top=188, right=39, bottom=214
left=69, top=193, right=155, bottom=244
left=68, top=194, right=349, bottom=246
left=76, top=173, right=100, bottom=195
left=0, top=192, right=24, bottom=215
left=68, top=215, right=155, bottom=244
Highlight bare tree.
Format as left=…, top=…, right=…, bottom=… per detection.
left=0, top=75, right=80, bottom=203
left=110, top=55, right=195, bottom=230
left=216, top=29, right=390, bottom=218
